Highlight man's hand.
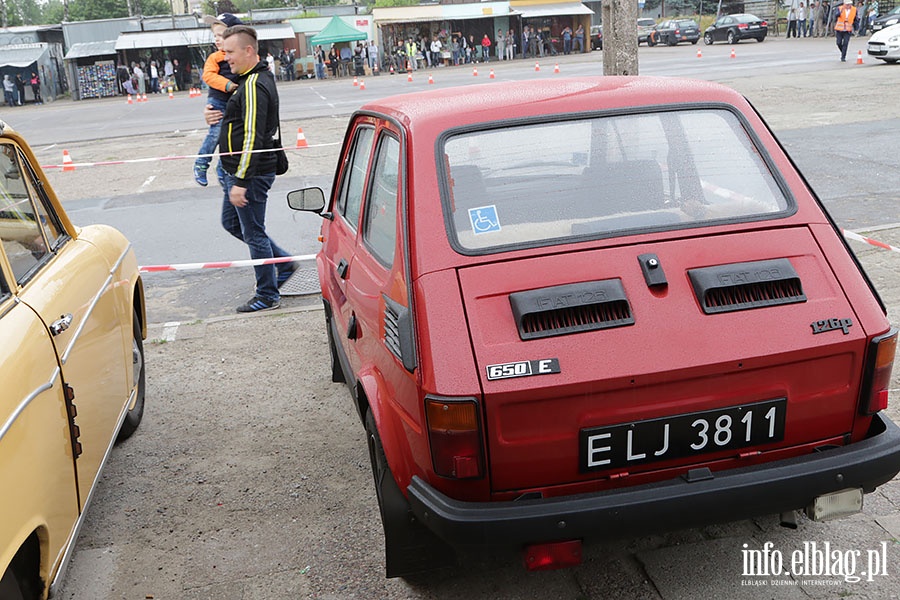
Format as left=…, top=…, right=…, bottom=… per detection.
left=229, top=184, right=248, bottom=207
left=204, top=103, right=223, bottom=126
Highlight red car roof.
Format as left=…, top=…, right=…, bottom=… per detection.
left=359, top=77, right=753, bottom=133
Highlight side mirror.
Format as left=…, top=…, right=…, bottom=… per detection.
left=287, top=188, right=327, bottom=215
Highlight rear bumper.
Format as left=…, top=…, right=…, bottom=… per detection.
left=407, top=412, right=900, bottom=548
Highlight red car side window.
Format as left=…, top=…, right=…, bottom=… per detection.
left=362, top=134, right=400, bottom=267
left=337, top=126, right=375, bottom=231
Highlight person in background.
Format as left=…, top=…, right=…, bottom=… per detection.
left=834, top=0, right=857, bottom=60
left=481, top=32, right=492, bottom=62
left=496, top=29, right=506, bottom=60
left=193, top=13, right=243, bottom=188
left=14, top=74, right=26, bottom=105
left=328, top=45, right=339, bottom=77
left=29, top=72, right=42, bottom=104
left=3, top=75, right=16, bottom=107
left=506, top=28, right=516, bottom=60
left=562, top=25, right=573, bottom=54
left=149, top=60, right=160, bottom=93
left=368, top=40, right=379, bottom=73
left=315, top=45, right=327, bottom=79
left=574, top=23, right=585, bottom=52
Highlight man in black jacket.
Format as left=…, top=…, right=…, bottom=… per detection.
left=217, top=24, right=295, bottom=313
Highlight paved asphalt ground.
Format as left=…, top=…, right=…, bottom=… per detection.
left=29, top=35, right=900, bottom=599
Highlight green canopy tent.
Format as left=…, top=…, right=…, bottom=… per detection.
left=309, top=16, right=368, bottom=46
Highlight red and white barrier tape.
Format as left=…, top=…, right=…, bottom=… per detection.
left=842, top=229, right=900, bottom=254
left=139, top=253, right=317, bottom=273
left=40, top=143, right=338, bottom=171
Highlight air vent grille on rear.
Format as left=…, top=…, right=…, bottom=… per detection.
left=509, top=279, right=634, bottom=340
left=689, top=258, right=806, bottom=315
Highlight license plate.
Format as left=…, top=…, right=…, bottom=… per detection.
left=580, top=398, right=786, bottom=472
left=749, top=25, right=758, bottom=29
left=868, top=44, right=881, bottom=51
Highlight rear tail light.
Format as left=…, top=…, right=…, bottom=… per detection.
left=425, top=396, right=484, bottom=479
left=860, top=328, right=897, bottom=415
left=762, top=21, right=768, bottom=27
left=738, top=23, right=748, bottom=30
left=523, top=540, right=583, bottom=571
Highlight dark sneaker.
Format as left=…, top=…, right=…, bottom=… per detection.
left=193, top=165, right=208, bottom=187
left=236, top=296, right=280, bottom=313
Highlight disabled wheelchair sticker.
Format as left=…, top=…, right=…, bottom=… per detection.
left=468, top=205, right=501, bottom=235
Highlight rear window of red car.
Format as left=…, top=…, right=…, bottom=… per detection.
left=442, top=108, right=791, bottom=253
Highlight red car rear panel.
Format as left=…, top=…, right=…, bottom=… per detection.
left=457, top=227, right=870, bottom=494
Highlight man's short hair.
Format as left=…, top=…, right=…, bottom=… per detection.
left=223, top=25, right=259, bottom=53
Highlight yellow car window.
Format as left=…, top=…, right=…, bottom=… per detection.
left=0, top=142, right=49, bottom=283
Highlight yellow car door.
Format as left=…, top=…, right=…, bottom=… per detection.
left=0, top=138, right=131, bottom=515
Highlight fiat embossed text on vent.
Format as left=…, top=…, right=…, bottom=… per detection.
left=689, top=258, right=806, bottom=315
left=509, top=279, right=634, bottom=340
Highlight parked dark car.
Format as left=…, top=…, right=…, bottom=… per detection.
left=647, top=19, right=701, bottom=45
left=872, top=5, right=900, bottom=31
left=591, top=24, right=603, bottom=50
left=704, top=13, right=768, bottom=44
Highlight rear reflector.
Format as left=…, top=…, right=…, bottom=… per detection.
left=806, top=488, right=863, bottom=521
left=523, top=540, right=583, bottom=571
left=425, top=397, right=484, bottom=479
left=860, top=328, right=897, bottom=415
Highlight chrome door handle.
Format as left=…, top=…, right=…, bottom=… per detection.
left=50, top=313, right=73, bottom=336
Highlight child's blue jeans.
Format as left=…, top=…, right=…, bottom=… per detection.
left=195, top=96, right=227, bottom=184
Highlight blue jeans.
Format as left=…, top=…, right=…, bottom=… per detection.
left=221, top=172, right=292, bottom=302
left=195, top=96, right=227, bottom=182
left=315, top=62, right=325, bottom=79
left=835, top=30, right=852, bottom=60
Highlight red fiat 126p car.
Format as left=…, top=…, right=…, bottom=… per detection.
left=290, top=77, right=900, bottom=577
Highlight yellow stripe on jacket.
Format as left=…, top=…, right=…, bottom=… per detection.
left=236, top=73, right=258, bottom=179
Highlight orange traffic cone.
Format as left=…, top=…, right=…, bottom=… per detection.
left=730, top=47, right=736, bottom=58
left=359, top=79, right=366, bottom=90
left=428, top=74, right=434, bottom=84
left=554, top=63, right=560, bottom=73
left=489, top=69, right=495, bottom=79
left=127, top=94, right=133, bottom=104
left=168, top=88, right=174, bottom=99
left=142, top=93, right=148, bottom=102
left=857, top=50, right=863, bottom=64
left=697, top=49, right=702, bottom=58
left=390, top=64, right=395, bottom=74
left=535, top=62, right=540, bottom=71
left=62, top=150, right=75, bottom=172
left=353, top=76, right=358, bottom=86
left=473, top=66, right=478, bottom=76
left=407, top=72, right=413, bottom=82
left=296, top=128, right=309, bottom=148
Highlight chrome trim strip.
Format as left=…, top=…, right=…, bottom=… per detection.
left=0, top=367, right=60, bottom=444
left=60, top=244, right=132, bottom=365
left=48, top=386, right=135, bottom=598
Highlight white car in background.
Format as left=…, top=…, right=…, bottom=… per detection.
left=867, top=23, right=900, bottom=63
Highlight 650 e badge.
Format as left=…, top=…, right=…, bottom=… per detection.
left=486, top=359, right=561, bottom=381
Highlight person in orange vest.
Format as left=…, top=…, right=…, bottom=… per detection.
left=834, top=0, right=857, bottom=62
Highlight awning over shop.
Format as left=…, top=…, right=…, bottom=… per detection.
left=64, top=40, right=118, bottom=60
left=515, top=2, right=594, bottom=18
left=373, top=6, right=445, bottom=24
left=0, top=43, right=49, bottom=68
left=255, top=23, right=296, bottom=42
left=373, top=2, right=515, bottom=24
left=309, top=16, right=367, bottom=45
left=115, top=28, right=212, bottom=50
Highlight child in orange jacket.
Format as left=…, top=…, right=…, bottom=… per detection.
left=193, top=13, right=242, bottom=187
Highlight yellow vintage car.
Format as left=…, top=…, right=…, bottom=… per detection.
left=0, top=121, right=146, bottom=599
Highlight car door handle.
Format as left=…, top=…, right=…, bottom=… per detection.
left=50, top=313, right=73, bottom=336
left=337, top=258, right=350, bottom=279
